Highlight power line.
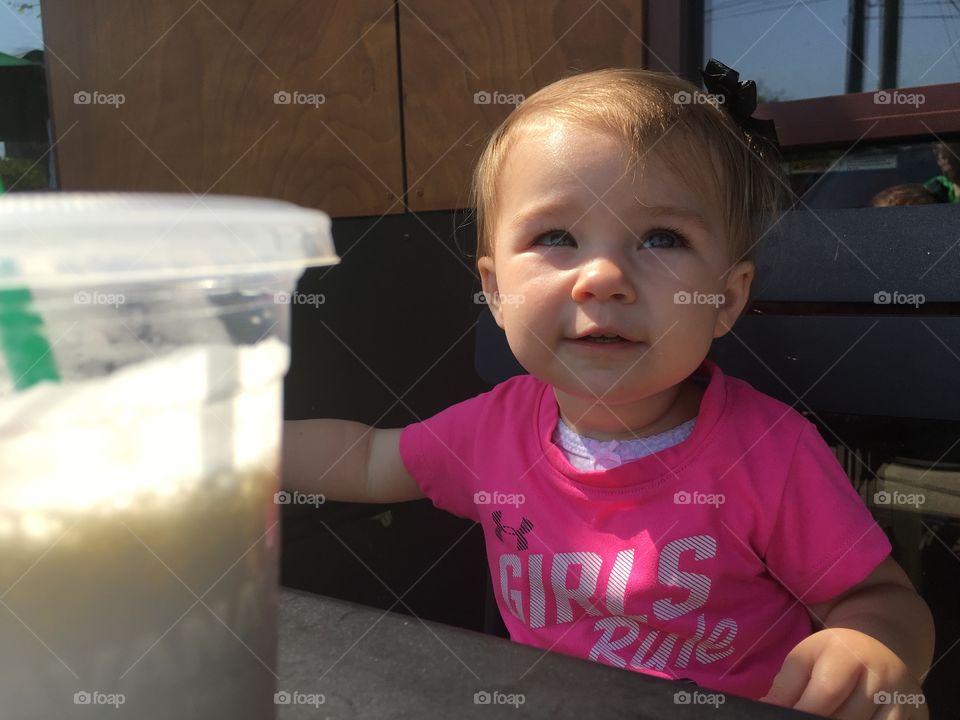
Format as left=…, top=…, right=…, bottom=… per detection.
left=863, top=12, right=960, bottom=16
left=706, top=0, right=771, bottom=14
left=708, top=0, right=960, bottom=18
left=707, top=0, right=833, bottom=22
left=935, top=0, right=960, bottom=74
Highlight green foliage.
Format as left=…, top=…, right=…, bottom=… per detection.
left=756, top=80, right=788, bottom=104
left=0, top=155, right=48, bottom=192
left=3, top=1, right=40, bottom=16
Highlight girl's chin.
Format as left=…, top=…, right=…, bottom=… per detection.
left=551, top=379, right=662, bottom=405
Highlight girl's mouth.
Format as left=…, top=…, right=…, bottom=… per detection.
left=566, top=336, right=642, bottom=351
left=577, top=336, right=626, bottom=344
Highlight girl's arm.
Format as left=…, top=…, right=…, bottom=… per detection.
left=806, top=555, right=934, bottom=681
left=281, top=420, right=424, bottom=503
left=763, top=556, right=934, bottom=718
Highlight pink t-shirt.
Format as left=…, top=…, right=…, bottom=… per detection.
left=398, top=358, right=891, bottom=700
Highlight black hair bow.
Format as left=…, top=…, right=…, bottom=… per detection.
left=700, top=58, right=779, bottom=148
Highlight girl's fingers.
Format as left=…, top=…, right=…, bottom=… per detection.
left=792, top=654, right=862, bottom=717
left=826, top=670, right=876, bottom=720
left=868, top=700, right=906, bottom=720
left=760, top=651, right=813, bottom=708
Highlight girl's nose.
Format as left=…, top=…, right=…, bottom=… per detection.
left=571, top=255, right=636, bottom=303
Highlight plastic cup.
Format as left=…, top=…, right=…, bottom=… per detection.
left=0, top=193, right=337, bottom=719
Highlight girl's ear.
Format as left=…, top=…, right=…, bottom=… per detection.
left=713, top=260, right=755, bottom=338
left=476, top=256, right=504, bottom=329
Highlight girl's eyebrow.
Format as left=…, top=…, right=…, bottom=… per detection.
left=636, top=204, right=710, bottom=231
left=510, top=201, right=710, bottom=231
left=509, top=201, right=568, bottom=229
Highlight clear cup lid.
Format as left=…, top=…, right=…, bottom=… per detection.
left=0, top=193, right=338, bottom=289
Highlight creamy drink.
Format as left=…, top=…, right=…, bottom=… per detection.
left=0, top=340, right=287, bottom=719
left=0, top=193, right=337, bottom=720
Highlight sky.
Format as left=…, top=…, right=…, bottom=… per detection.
left=0, top=0, right=956, bottom=98
left=705, top=0, right=960, bottom=100
left=0, top=2, right=42, bottom=56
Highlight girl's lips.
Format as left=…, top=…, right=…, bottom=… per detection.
left=570, top=329, right=641, bottom=343
left=564, top=337, right=644, bottom=352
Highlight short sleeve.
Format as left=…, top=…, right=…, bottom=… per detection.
left=762, top=421, right=892, bottom=605
left=399, top=391, right=491, bottom=522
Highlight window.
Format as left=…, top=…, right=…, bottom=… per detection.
left=0, top=1, right=51, bottom=193
left=704, top=0, right=960, bottom=100
left=644, top=0, right=960, bottom=150
left=784, top=138, right=958, bottom=208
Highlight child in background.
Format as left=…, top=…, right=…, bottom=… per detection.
left=284, top=65, right=934, bottom=719
left=869, top=183, right=939, bottom=207
left=924, top=141, right=960, bottom=203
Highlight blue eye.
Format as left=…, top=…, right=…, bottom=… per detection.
left=533, top=227, right=690, bottom=249
left=642, top=228, right=689, bottom=249
left=534, top=229, right=575, bottom=248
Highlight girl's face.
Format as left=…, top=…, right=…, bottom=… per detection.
left=477, top=119, right=755, bottom=431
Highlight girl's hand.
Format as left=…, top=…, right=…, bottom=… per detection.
left=759, top=628, right=928, bottom=719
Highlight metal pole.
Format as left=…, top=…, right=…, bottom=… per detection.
left=846, top=0, right=866, bottom=93
left=686, top=0, right=705, bottom=86
left=879, top=0, right=901, bottom=89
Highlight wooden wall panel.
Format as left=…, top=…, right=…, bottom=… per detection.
left=40, top=0, right=404, bottom=217
left=399, top=0, right=645, bottom=212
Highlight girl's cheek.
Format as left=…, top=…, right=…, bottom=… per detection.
left=644, top=258, right=714, bottom=292
left=637, top=265, right=689, bottom=294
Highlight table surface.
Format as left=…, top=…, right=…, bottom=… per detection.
left=276, top=588, right=821, bottom=719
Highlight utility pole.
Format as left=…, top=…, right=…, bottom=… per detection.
left=879, top=0, right=901, bottom=89
left=846, top=0, right=866, bottom=93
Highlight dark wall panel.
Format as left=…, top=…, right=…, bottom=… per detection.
left=281, top=210, right=492, bottom=632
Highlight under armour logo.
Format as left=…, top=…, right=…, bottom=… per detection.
left=492, top=510, right=534, bottom=551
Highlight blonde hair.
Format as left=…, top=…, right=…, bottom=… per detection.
left=470, top=67, right=790, bottom=271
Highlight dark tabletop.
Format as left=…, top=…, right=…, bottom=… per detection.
left=276, top=588, right=822, bottom=719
